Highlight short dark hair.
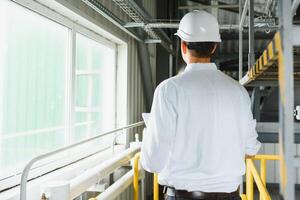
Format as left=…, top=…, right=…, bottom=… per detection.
left=185, top=42, right=217, bottom=58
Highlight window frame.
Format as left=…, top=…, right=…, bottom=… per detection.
left=0, top=0, right=125, bottom=192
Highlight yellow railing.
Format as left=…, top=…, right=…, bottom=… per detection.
left=87, top=153, right=279, bottom=200
left=133, top=153, right=281, bottom=200
left=133, top=154, right=280, bottom=200
left=243, top=154, right=280, bottom=200
left=246, top=32, right=280, bottom=82
left=153, top=174, right=159, bottom=200
left=133, top=153, right=141, bottom=200
left=133, top=153, right=159, bottom=200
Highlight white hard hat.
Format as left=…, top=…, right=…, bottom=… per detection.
left=175, top=10, right=221, bottom=42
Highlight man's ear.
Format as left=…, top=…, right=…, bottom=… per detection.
left=181, top=41, right=187, bottom=54
left=211, top=43, right=217, bottom=54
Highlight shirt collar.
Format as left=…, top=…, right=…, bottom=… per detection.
left=184, top=63, right=218, bottom=72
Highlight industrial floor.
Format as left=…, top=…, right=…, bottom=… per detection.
left=253, top=185, right=300, bottom=200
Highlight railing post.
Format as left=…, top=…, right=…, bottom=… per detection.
left=153, top=174, right=159, bottom=200
left=238, top=0, right=243, bottom=80
left=246, top=159, right=254, bottom=200
left=260, top=159, right=267, bottom=200
left=240, top=194, right=247, bottom=200
left=133, top=153, right=141, bottom=200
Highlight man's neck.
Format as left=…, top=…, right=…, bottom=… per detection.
left=187, top=57, right=211, bottom=64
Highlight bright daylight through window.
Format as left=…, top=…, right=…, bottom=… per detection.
left=0, top=0, right=117, bottom=182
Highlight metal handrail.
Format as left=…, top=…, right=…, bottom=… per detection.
left=151, top=154, right=280, bottom=200
left=112, top=129, right=126, bottom=154
left=132, top=152, right=158, bottom=200
left=71, top=146, right=140, bottom=199
left=244, top=154, right=279, bottom=200
left=133, top=153, right=141, bottom=200
left=112, top=130, right=142, bottom=154
left=88, top=150, right=142, bottom=200
left=246, top=159, right=272, bottom=200
left=153, top=174, right=159, bottom=200
left=20, top=121, right=144, bottom=200
left=89, top=170, right=134, bottom=200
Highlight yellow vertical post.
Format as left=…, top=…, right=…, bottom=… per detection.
left=133, top=153, right=140, bottom=200
left=153, top=174, right=159, bottom=200
left=246, top=159, right=254, bottom=200
left=240, top=194, right=247, bottom=200
left=260, top=159, right=267, bottom=200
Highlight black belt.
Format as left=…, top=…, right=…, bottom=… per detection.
left=166, top=187, right=240, bottom=200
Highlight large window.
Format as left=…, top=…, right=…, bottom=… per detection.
left=0, top=0, right=117, bottom=182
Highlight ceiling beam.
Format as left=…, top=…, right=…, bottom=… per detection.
left=186, top=0, right=239, bottom=14
left=185, top=0, right=265, bottom=16
left=221, top=31, right=275, bottom=40
left=179, top=4, right=240, bottom=10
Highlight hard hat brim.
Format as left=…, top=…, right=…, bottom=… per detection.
left=175, top=31, right=221, bottom=43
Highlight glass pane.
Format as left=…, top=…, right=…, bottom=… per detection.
left=73, top=124, right=87, bottom=142
left=75, top=76, right=88, bottom=107
left=76, top=112, right=87, bottom=123
left=1, top=130, right=64, bottom=177
left=0, top=0, right=69, bottom=179
left=76, top=33, right=114, bottom=70
left=74, top=33, right=116, bottom=141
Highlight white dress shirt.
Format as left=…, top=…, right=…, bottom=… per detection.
left=140, top=63, right=261, bottom=193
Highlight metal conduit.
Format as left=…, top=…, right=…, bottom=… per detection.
left=69, top=146, right=140, bottom=199
left=125, top=22, right=278, bottom=31
left=88, top=152, right=143, bottom=200
left=178, top=4, right=240, bottom=10
left=91, top=170, right=135, bottom=200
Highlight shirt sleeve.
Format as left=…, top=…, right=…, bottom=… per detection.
left=140, top=81, right=177, bottom=173
left=242, top=87, right=261, bottom=156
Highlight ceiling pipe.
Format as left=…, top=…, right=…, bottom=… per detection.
left=124, top=22, right=279, bottom=31
left=178, top=4, right=239, bottom=10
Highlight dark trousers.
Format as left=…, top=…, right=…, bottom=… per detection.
left=165, top=195, right=241, bottom=200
